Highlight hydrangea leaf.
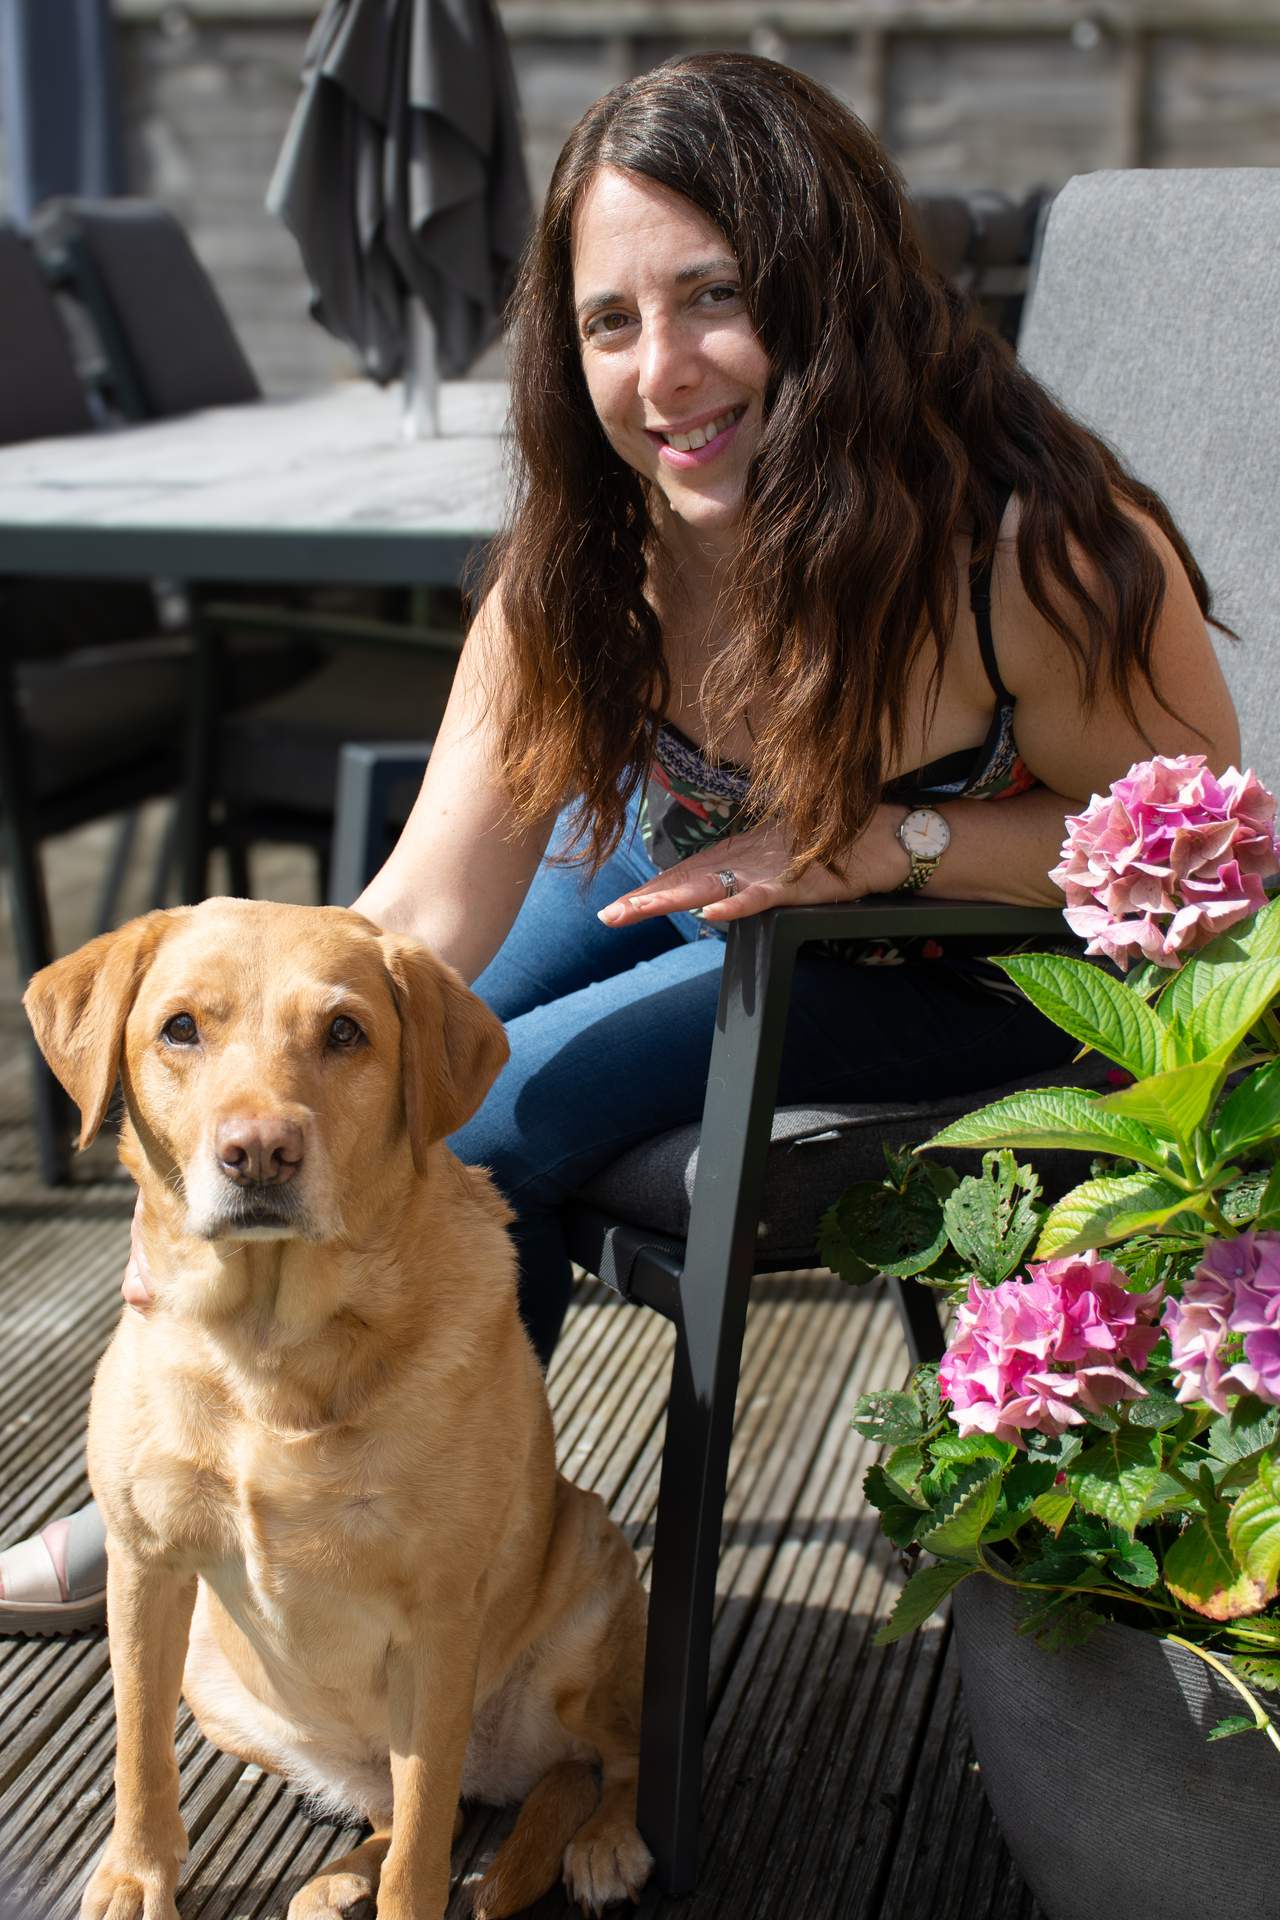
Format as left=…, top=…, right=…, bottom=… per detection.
left=851, top=1390, right=924, bottom=1447
left=939, top=1152, right=1042, bottom=1283
left=916, top=1458, right=1004, bottom=1560
left=863, top=1464, right=930, bottom=1549
left=873, top=1560, right=976, bottom=1646
left=818, top=1174, right=951, bottom=1283
left=1127, top=1389, right=1185, bottom=1431
left=1034, top=1172, right=1196, bottom=1258
left=1227, top=1454, right=1280, bottom=1596
left=1207, top=1402, right=1280, bottom=1466
left=1212, top=1059, right=1280, bottom=1163
left=1184, top=957, right=1280, bottom=1065
left=1067, top=1429, right=1164, bottom=1534
left=1097, top=1060, right=1225, bottom=1143
left=1253, top=1163, right=1280, bottom=1234
left=1030, top=1489, right=1076, bottom=1537
left=990, top=954, right=1166, bottom=1080
left=1107, top=1535, right=1159, bottom=1587
left=925, top=1086, right=1174, bottom=1177
left=884, top=1443, right=926, bottom=1496
left=1164, top=1505, right=1270, bottom=1619
left=1207, top=1715, right=1259, bottom=1742
left=1159, top=899, right=1280, bottom=1027
left=1232, top=1655, right=1280, bottom=1694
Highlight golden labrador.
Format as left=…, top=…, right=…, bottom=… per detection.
left=25, top=898, right=652, bottom=1920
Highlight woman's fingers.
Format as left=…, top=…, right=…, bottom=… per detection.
left=598, top=866, right=776, bottom=926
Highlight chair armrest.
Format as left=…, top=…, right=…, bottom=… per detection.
left=758, top=893, right=1067, bottom=957
left=329, top=740, right=432, bottom=906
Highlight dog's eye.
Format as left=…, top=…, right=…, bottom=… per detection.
left=161, top=1013, right=198, bottom=1047
left=328, top=1015, right=363, bottom=1048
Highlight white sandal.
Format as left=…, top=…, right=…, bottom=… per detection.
left=0, top=1505, right=107, bottom=1635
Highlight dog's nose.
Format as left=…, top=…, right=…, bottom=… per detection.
left=215, top=1113, right=305, bottom=1186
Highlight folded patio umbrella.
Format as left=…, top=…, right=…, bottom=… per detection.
left=267, top=0, right=531, bottom=427
left=0, top=0, right=125, bottom=225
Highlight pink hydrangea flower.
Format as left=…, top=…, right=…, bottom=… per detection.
left=939, top=1252, right=1164, bottom=1446
left=1049, top=755, right=1279, bottom=970
left=1163, top=1231, right=1280, bottom=1413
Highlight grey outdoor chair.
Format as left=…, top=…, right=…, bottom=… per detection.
left=329, top=168, right=1280, bottom=1894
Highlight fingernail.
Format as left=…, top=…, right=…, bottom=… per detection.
left=597, top=904, right=623, bottom=925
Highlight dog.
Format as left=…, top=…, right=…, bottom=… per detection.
left=24, top=898, right=652, bottom=1920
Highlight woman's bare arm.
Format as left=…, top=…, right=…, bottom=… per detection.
left=353, top=592, right=560, bottom=983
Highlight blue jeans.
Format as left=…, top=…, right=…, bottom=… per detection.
left=451, top=794, right=1075, bottom=1365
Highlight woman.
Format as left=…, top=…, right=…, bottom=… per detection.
left=1, top=52, right=1238, bottom=1630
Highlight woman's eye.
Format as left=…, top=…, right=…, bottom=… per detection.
left=583, top=309, right=631, bottom=340
left=328, top=1015, right=363, bottom=1048
left=161, top=1013, right=198, bottom=1047
left=699, top=282, right=742, bottom=308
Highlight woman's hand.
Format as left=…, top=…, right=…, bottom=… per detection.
left=597, top=809, right=908, bottom=928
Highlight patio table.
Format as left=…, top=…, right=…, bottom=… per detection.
left=0, top=377, right=511, bottom=911
left=0, top=377, right=511, bottom=584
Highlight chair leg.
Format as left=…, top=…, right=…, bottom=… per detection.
left=637, top=1252, right=754, bottom=1895
left=884, top=1274, right=947, bottom=1365
left=177, top=604, right=222, bottom=903
left=0, top=659, right=71, bottom=1184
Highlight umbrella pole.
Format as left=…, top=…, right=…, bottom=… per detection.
left=402, top=299, right=440, bottom=439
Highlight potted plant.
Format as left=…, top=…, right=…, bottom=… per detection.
left=822, top=756, right=1280, bottom=1920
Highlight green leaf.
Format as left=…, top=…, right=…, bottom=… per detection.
left=1227, top=1454, right=1280, bottom=1598
left=885, top=1443, right=926, bottom=1495
left=1068, top=1429, right=1164, bottom=1533
left=1207, top=1402, right=1280, bottom=1467
left=1097, top=1059, right=1224, bottom=1142
left=1108, top=1535, right=1159, bottom=1588
left=993, top=953, right=1166, bottom=1080
left=928, top=1434, right=1016, bottom=1468
left=1213, top=1059, right=1280, bottom=1163
left=1207, top=1714, right=1259, bottom=1741
left=924, top=1086, right=1173, bottom=1174
left=1164, top=1505, right=1271, bottom=1619
left=852, top=1390, right=924, bottom=1447
left=1222, top=1617, right=1280, bottom=1649
left=863, top=1464, right=930, bottom=1548
left=1128, top=1390, right=1185, bottom=1431
left=939, top=1152, right=1042, bottom=1284
left=1035, top=1172, right=1197, bottom=1257
left=1159, top=898, right=1280, bottom=1027
left=819, top=1174, right=950, bottom=1283
left=873, top=1560, right=976, bottom=1646
left=1232, top=1656, right=1280, bottom=1695
left=1254, top=1162, right=1280, bottom=1233
left=916, top=1459, right=1005, bottom=1560
left=1185, top=958, right=1280, bottom=1063
left=1030, top=1489, right=1076, bottom=1536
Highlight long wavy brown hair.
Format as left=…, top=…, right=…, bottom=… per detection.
left=480, top=51, right=1214, bottom=874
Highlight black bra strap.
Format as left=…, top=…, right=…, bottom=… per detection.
left=968, top=490, right=1015, bottom=704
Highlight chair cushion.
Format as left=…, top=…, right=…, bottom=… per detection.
left=217, top=647, right=458, bottom=818
left=574, top=1054, right=1114, bottom=1267
left=1017, top=168, right=1280, bottom=799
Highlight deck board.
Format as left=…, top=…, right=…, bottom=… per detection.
left=0, top=812, right=1042, bottom=1918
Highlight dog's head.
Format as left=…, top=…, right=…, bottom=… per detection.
left=23, top=899, right=508, bottom=1242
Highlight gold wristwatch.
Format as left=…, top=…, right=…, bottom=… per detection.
left=895, top=806, right=951, bottom=892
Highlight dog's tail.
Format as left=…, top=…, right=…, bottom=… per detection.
left=471, top=1758, right=600, bottom=1920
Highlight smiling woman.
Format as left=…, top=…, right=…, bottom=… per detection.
left=0, top=52, right=1243, bottom=1637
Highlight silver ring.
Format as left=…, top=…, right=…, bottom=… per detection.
left=716, top=868, right=738, bottom=898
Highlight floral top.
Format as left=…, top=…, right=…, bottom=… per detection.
left=638, top=514, right=1045, bottom=994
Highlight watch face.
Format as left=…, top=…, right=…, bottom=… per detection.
left=902, top=808, right=950, bottom=858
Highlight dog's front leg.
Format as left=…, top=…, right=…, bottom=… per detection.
left=81, top=1548, right=196, bottom=1920
left=376, top=1623, right=482, bottom=1920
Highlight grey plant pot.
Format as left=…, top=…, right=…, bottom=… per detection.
left=952, top=1573, right=1280, bottom=1920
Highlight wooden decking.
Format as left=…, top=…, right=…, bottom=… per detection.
left=0, top=812, right=1043, bottom=1920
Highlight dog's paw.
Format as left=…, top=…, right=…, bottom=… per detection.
left=79, top=1863, right=180, bottom=1920
left=285, top=1870, right=377, bottom=1920
left=562, top=1820, right=654, bottom=1914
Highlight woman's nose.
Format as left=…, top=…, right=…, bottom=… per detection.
left=637, top=316, right=700, bottom=408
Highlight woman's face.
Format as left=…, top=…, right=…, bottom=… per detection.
left=570, top=167, right=769, bottom=542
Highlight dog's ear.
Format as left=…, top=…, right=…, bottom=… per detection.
left=22, top=911, right=176, bottom=1149
left=382, top=937, right=509, bottom=1169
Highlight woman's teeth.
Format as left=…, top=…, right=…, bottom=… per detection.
left=663, top=407, right=742, bottom=452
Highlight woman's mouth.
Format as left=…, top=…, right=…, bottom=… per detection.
left=648, top=405, right=746, bottom=469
